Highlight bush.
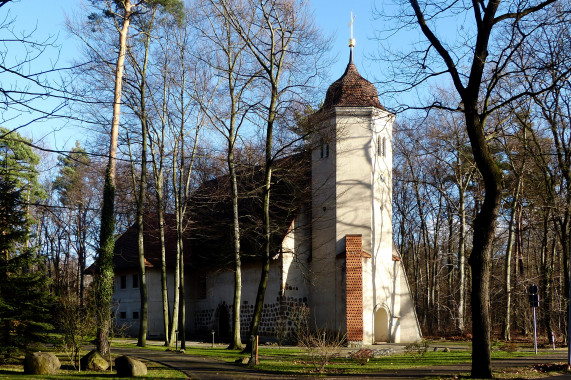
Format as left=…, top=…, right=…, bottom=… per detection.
left=404, top=340, right=429, bottom=358
left=498, top=341, right=518, bottom=353
left=349, top=348, right=374, bottom=365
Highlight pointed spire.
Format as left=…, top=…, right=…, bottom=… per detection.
left=348, top=11, right=356, bottom=64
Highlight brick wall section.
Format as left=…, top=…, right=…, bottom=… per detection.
left=345, top=234, right=363, bottom=342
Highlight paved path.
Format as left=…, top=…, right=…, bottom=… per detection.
left=111, top=344, right=571, bottom=379
left=112, top=346, right=291, bottom=379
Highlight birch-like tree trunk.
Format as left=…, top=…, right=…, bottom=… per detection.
left=94, top=0, right=132, bottom=357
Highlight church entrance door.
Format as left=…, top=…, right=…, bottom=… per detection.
left=374, top=308, right=389, bottom=343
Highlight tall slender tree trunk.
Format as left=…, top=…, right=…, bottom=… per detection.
left=178, top=229, right=186, bottom=350
left=157, top=188, right=169, bottom=345
left=540, top=211, right=554, bottom=342
left=95, top=0, right=132, bottom=357
left=153, top=49, right=170, bottom=346
left=559, top=218, right=570, bottom=345
left=247, top=91, right=277, bottom=353
left=78, top=206, right=87, bottom=308
left=457, top=189, right=466, bottom=334
left=136, top=118, right=148, bottom=347
left=502, top=176, right=522, bottom=341
left=446, top=207, right=454, bottom=319
left=168, top=190, right=181, bottom=347
left=135, top=22, right=154, bottom=347
left=228, top=144, right=243, bottom=350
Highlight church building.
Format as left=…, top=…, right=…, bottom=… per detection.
left=111, top=41, right=421, bottom=345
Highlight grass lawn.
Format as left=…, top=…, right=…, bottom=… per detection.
left=7, top=338, right=564, bottom=378
left=113, top=339, right=569, bottom=378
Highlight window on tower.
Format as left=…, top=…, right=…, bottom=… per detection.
left=378, top=136, right=386, bottom=157
left=319, top=138, right=329, bottom=158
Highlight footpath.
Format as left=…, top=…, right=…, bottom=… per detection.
left=111, top=341, right=571, bottom=380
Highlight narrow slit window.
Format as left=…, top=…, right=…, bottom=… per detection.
left=120, top=275, right=126, bottom=289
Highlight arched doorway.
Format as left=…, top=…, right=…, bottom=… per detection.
left=215, top=303, right=231, bottom=341
left=374, top=307, right=389, bottom=343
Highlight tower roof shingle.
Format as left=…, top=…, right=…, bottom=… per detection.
left=321, top=59, right=385, bottom=111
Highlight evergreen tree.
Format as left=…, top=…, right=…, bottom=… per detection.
left=0, top=128, right=52, bottom=360
left=53, top=141, right=92, bottom=207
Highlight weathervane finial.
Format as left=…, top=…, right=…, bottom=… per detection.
left=349, top=11, right=356, bottom=63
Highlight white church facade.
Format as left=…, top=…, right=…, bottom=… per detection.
left=111, top=49, right=421, bottom=345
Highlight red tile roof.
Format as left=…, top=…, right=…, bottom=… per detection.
left=322, top=61, right=385, bottom=111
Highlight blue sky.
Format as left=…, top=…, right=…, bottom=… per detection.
left=7, top=0, right=400, bottom=151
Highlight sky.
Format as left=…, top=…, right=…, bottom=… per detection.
left=5, top=0, right=401, bottom=152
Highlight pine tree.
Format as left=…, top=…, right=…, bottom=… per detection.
left=0, top=129, right=52, bottom=360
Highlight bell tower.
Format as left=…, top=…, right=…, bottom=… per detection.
left=309, top=29, right=420, bottom=344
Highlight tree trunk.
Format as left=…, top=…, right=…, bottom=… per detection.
left=94, top=0, right=132, bottom=357
left=153, top=52, right=170, bottom=346
left=228, top=146, right=243, bottom=350
left=168, top=212, right=180, bottom=347
left=157, top=182, right=169, bottom=346
left=446, top=207, right=454, bottom=320
left=246, top=92, right=277, bottom=353
left=178, top=231, right=185, bottom=350
left=466, top=111, right=502, bottom=379
left=457, top=189, right=466, bottom=334
left=136, top=117, right=148, bottom=347
left=541, top=211, right=553, bottom=342
left=502, top=177, right=521, bottom=341
left=136, top=23, right=153, bottom=347
left=78, top=206, right=87, bottom=308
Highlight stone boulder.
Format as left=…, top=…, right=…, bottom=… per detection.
left=235, top=357, right=250, bottom=365
left=80, top=350, right=109, bottom=371
left=115, top=355, right=147, bottom=377
left=23, top=352, right=61, bottom=375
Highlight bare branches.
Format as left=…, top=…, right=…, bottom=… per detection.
left=494, top=0, right=558, bottom=24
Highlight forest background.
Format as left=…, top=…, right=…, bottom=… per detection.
left=1, top=0, right=570, bottom=378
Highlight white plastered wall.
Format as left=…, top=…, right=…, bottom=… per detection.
left=310, top=106, right=421, bottom=343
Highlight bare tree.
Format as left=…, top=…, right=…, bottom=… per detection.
left=217, top=0, right=327, bottom=353
left=192, top=0, right=261, bottom=350
left=518, top=1, right=571, bottom=346
left=166, top=13, right=208, bottom=348
left=380, top=0, right=563, bottom=375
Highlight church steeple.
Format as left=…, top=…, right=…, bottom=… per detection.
left=319, top=12, right=386, bottom=112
